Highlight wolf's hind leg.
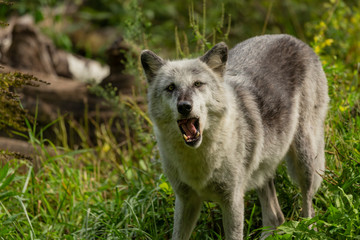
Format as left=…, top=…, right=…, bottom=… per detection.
left=256, top=178, right=285, bottom=239
left=286, top=128, right=325, bottom=218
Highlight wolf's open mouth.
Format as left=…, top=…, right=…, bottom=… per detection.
left=177, top=118, right=201, bottom=146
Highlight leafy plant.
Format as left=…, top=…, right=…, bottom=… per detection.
left=0, top=71, right=47, bottom=134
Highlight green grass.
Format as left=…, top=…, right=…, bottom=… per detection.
left=1, top=0, right=359, bottom=239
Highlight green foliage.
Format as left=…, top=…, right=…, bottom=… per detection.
left=307, top=0, right=360, bottom=76
left=1, top=0, right=333, bottom=58
left=0, top=163, right=15, bottom=200
left=175, top=0, right=231, bottom=58
left=0, top=71, right=47, bottom=133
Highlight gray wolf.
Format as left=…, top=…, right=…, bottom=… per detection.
left=141, top=34, right=328, bottom=240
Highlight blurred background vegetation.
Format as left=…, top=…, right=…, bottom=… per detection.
left=1, top=0, right=358, bottom=90
left=0, top=0, right=357, bottom=58
left=0, top=0, right=359, bottom=239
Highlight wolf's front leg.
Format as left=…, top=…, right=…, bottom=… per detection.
left=172, top=192, right=202, bottom=240
left=220, top=190, right=245, bottom=240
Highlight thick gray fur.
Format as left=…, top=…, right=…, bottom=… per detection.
left=141, top=34, right=329, bottom=240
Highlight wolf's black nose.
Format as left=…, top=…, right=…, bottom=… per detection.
left=177, top=101, right=192, bottom=115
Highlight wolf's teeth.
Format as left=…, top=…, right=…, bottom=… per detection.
left=183, top=134, right=188, bottom=140
left=196, top=131, right=200, bottom=138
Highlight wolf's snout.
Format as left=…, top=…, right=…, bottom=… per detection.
left=177, top=101, right=192, bottom=115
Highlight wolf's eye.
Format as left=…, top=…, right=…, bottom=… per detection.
left=194, top=81, right=204, bottom=88
left=166, top=83, right=176, bottom=92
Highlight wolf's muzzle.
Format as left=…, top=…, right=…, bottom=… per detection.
left=177, top=101, right=192, bottom=115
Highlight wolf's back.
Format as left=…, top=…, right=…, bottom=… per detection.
left=225, top=34, right=327, bottom=131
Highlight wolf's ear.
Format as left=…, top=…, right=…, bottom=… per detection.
left=200, top=42, right=228, bottom=77
left=141, top=50, right=165, bottom=84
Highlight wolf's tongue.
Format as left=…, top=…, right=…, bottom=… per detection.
left=181, top=119, right=197, bottom=137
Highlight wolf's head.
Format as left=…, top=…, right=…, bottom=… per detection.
left=141, top=43, right=228, bottom=148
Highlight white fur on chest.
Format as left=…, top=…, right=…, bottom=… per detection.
left=161, top=140, right=225, bottom=192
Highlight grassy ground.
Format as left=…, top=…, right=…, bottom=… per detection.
left=1, top=1, right=359, bottom=239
